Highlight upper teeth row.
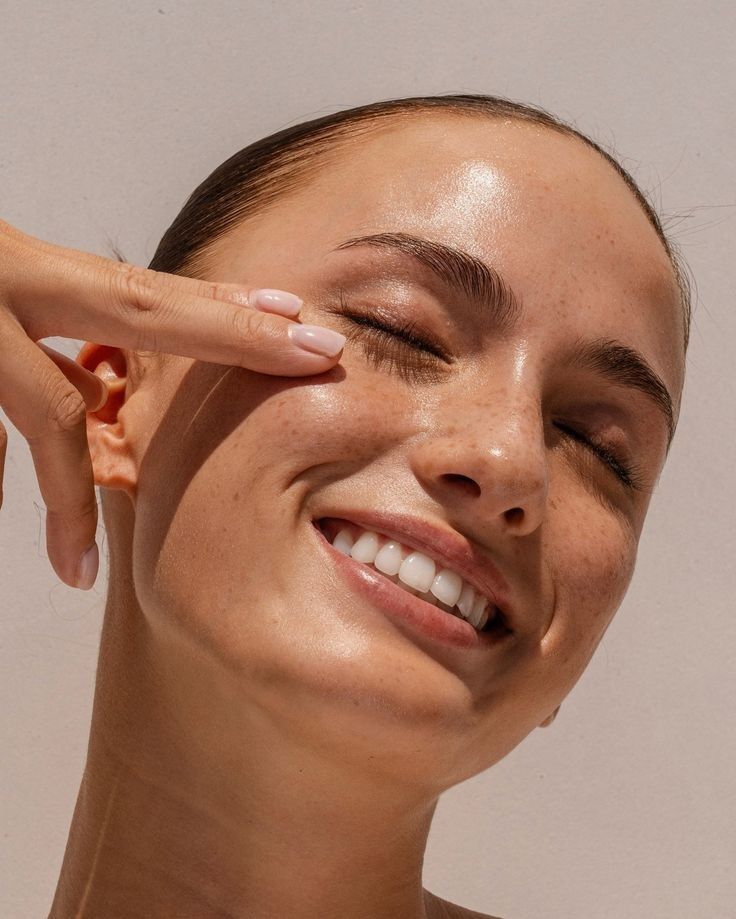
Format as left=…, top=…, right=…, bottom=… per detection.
left=331, top=526, right=491, bottom=630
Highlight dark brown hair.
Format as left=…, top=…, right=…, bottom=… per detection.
left=149, top=92, right=691, bottom=352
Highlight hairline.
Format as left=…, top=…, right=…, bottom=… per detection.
left=181, top=104, right=691, bottom=354
left=150, top=99, right=691, bottom=359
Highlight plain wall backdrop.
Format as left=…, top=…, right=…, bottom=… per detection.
left=1, top=2, right=734, bottom=917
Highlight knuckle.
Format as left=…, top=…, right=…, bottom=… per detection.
left=201, top=280, right=245, bottom=304
left=47, top=492, right=98, bottom=526
left=198, top=280, right=226, bottom=301
left=70, top=493, right=99, bottom=525
left=231, top=303, right=252, bottom=337
left=112, top=264, right=172, bottom=350
left=113, top=262, right=160, bottom=315
left=232, top=303, right=267, bottom=342
left=46, top=385, right=87, bottom=434
left=230, top=306, right=255, bottom=346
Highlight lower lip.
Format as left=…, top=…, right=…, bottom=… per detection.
left=311, top=521, right=508, bottom=651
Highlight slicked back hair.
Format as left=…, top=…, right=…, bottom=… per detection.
left=149, top=93, right=691, bottom=353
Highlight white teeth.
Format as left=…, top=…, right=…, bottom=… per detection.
left=430, top=568, right=463, bottom=607
left=329, top=524, right=492, bottom=632
left=437, top=598, right=459, bottom=614
left=476, top=605, right=491, bottom=630
left=457, top=582, right=476, bottom=619
left=373, top=540, right=404, bottom=576
left=333, top=528, right=354, bottom=555
left=350, top=530, right=381, bottom=564
left=398, top=551, right=436, bottom=593
left=468, top=592, right=488, bottom=629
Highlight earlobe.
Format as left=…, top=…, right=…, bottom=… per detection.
left=76, top=342, right=137, bottom=494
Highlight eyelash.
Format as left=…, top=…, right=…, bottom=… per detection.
left=335, top=298, right=645, bottom=491
left=334, top=294, right=450, bottom=382
left=553, top=423, right=644, bottom=491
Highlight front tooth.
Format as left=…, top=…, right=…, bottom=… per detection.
left=398, top=551, right=436, bottom=593
left=350, top=530, right=381, bottom=564
left=332, top=528, right=354, bottom=555
left=468, top=592, right=488, bottom=628
left=457, top=582, right=476, bottom=619
left=430, top=568, right=463, bottom=607
left=374, top=540, right=404, bottom=576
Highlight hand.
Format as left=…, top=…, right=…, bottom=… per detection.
left=0, top=219, right=346, bottom=590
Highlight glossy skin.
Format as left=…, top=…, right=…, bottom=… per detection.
left=0, top=222, right=341, bottom=589
left=52, top=115, right=684, bottom=919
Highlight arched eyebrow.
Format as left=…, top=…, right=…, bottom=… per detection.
left=566, top=337, right=675, bottom=447
left=334, top=232, right=520, bottom=329
left=334, top=231, right=675, bottom=447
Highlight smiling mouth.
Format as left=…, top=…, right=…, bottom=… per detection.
left=312, top=517, right=512, bottom=637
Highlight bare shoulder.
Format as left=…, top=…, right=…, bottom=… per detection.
left=425, top=890, right=505, bottom=919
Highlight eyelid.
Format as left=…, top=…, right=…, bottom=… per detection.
left=329, top=303, right=448, bottom=384
left=331, top=292, right=453, bottom=361
left=331, top=292, right=648, bottom=492
left=351, top=324, right=442, bottom=375
left=552, top=418, right=646, bottom=491
left=349, top=313, right=446, bottom=359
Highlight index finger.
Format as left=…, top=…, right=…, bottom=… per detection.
left=12, top=254, right=344, bottom=375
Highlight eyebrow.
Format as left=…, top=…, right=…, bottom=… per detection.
left=334, top=231, right=675, bottom=446
left=335, top=231, right=520, bottom=328
left=566, top=338, right=675, bottom=446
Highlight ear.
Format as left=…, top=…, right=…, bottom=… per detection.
left=76, top=342, right=138, bottom=496
left=538, top=705, right=560, bottom=728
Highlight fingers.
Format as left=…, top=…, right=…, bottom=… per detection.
left=36, top=257, right=347, bottom=373
left=0, top=316, right=98, bottom=588
left=3, top=227, right=346, bottom=376
left=0, top=221, right=348, bottom=594
left=37, top=342, right=108, bottom=411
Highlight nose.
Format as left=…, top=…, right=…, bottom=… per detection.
left=409, top=389, right=548, bottom=537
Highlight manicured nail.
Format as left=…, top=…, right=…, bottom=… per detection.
left=76, top=541, right=99, bottom=590
left=251, top=288, right=303, bottom=317
left=288, top=324, right=346, bottom=358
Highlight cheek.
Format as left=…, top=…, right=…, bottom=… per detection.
left=130, top=366, right=412, bottom=650
left=540, top=497, right=638, bottom=683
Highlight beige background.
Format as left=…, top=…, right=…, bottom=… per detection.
left=1, top=2, right=734, bottom=917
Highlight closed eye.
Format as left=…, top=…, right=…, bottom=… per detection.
left=554, top=422, right=644, bottom=490
left=345, top=317, right=445, bottom=383
left=328, top=295, right=646, bottom=492
left=344, top=312, right=447, bottom=359
left=323, top=295, right=450, bottom=383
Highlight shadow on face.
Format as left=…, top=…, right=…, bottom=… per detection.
left=86, top=116, right=685, bottom=791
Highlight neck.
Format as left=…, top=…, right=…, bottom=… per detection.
left=50, top=589, right=444, bottom=919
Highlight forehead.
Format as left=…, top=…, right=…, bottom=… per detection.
left=219, top=115, right=685, bottom=401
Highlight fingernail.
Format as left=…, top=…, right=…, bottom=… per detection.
left=288, top=324, right=346, bottom=357
left=251, top=288, right=303, bottom=317
left=76, top=541, right=99, bottom=590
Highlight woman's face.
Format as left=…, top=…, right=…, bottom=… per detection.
left=106, top=116, right=684, bottom=789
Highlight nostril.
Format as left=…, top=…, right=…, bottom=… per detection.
left=442, top=474, right=481, bottom=497
left=505, top=507, right=524, bottom=525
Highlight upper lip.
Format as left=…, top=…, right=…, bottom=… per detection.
left=314, top=509, right=514, bottom=628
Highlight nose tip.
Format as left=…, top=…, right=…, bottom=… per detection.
left=412, top=435, right=548, bottom=537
